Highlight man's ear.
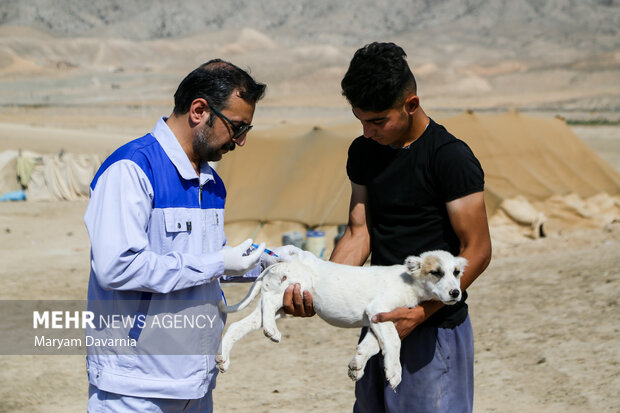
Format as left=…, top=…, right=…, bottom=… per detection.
left=189, top=98, right=208, bottom=125
left=404, top=94, right=419, bottom=116
left=404, top=256, right=422, bottom=274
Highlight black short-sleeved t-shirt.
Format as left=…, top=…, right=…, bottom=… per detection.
left=346, top=119, right=484, bottom=327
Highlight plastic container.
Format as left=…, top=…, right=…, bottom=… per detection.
left=282, top=231, right=304, bottom=249
left=304, top=229, right=326, bottom=258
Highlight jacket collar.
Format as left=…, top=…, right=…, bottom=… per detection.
left=151, top=117, right=214, bottom=185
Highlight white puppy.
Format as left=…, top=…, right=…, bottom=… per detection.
left=217, top=250, right=466, bottom=389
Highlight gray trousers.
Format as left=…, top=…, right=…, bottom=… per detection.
left=353, top=316, right=474, bottom=413
left=87, top=385, right=213, bottom=413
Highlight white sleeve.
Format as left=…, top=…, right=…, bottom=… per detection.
left=84, top=159, right=225, bottom=293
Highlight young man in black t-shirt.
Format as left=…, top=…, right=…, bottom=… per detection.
left=283, top=42, right=491, bottom=412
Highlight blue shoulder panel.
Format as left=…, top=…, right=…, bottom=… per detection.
left=91, top=134, right=157, bottom=192
left=91, top=134, right=226, bottom=210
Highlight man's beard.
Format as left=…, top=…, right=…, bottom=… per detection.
left=193, top=123, right=235, bottom=162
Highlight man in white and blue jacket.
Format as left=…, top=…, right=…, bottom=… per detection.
left=85, top=60, right=299, bottom=412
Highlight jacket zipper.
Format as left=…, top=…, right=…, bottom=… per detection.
left=198, top=181, right=210, bottom=372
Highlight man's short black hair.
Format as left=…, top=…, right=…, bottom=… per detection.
left=173, top=59, right=266, bottom=115
left=341, top=42, right=417, bottom=112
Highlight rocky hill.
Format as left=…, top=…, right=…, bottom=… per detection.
left=0, top=0, right=617, bottom=47
left=0, top=0, right=618, bottom=113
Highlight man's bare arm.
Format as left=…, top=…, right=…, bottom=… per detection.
left=446, top=191, right=492, bottom=290
left=330, top=182, right=372, bottom=265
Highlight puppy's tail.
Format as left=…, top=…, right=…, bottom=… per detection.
left=218, top=265, right=272, bottom=313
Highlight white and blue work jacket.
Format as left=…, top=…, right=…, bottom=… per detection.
left=84, top=117, right=258, bottom=399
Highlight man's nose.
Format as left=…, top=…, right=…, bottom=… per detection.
left=234, top=133, right=247, bottom=147
left=363, top=124, right=375, bottom=139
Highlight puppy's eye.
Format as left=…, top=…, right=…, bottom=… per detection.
left=430, top=269, right=443, bottom=277
left=453, top=269, right=460, bottom=276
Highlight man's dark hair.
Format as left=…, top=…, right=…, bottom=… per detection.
left=341, top=42, right=417, bottom=112
left=173, top=59, right=266, bottom=115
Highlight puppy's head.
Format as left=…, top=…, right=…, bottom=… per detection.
left=404, top=251, right=467, bottom=305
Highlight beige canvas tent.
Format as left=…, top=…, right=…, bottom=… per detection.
left=217, top=124, right=353, bottom=226
left=0, top=150, right=101, bottom=201
left=215, top=124, right=355, bottom=255
left=2, top=111, right=617, bottom=249
left=442, top=111, right=620, bottom=214
left=217, top=111, right=620, bottom=248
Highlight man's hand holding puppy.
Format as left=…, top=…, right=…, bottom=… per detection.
left=283, top=283, right=315, bottom=317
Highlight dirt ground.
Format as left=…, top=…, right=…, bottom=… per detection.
left=1, top=7, right=619, bottom=410
left=0, top=197, right=619, bottom=412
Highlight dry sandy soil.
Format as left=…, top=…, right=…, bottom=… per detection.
left=0, top=123, right=618, bottom=412
left=0, top=201, right=619, bottom=412
left=0, top=2, right=619, bottom=408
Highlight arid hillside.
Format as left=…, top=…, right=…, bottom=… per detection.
left=0, top=0, right=618, bottom=115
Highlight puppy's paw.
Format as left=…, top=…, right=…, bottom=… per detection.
left=385, top=366, right=402, bottom=391
left=215, top=354, right=230, bottom=373
left=348, top=358, right=365, bottom=382
left=263, top=328, right=281, bottom=343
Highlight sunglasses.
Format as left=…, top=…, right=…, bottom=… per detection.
left=208, top=102, right=253, bottom=141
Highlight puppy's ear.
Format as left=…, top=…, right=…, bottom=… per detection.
left=404, top=256, right=422, bottom=273
left=456, top=257, right=468, bottom=272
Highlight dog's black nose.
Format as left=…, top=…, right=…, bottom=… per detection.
left=450, top=289, right=460, bottom=299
